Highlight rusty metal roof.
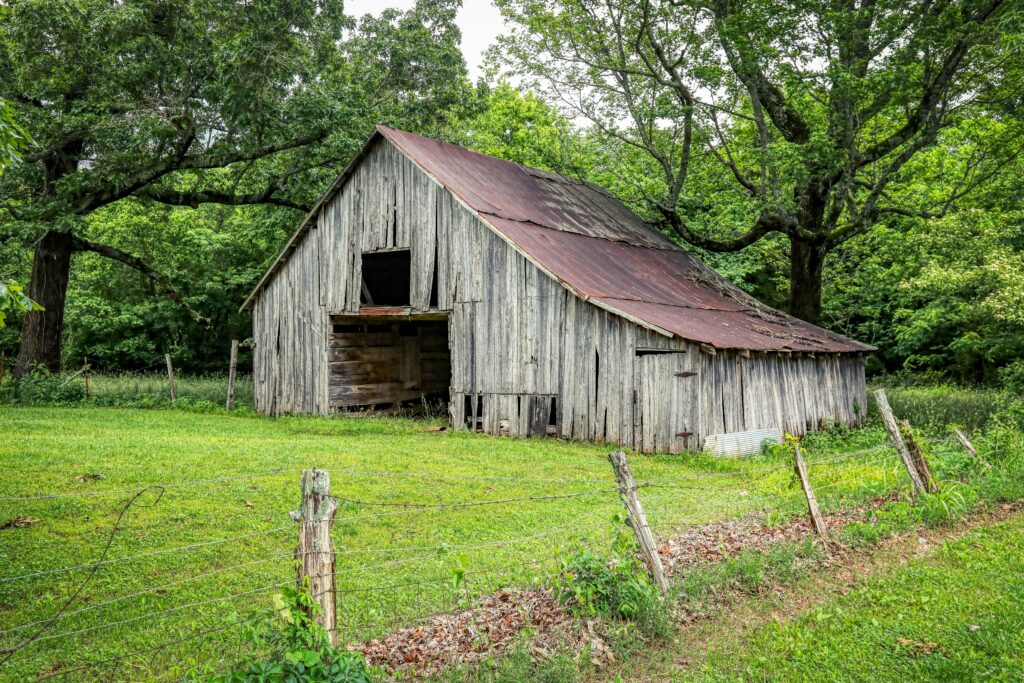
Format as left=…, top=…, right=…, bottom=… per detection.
left=379, top=126, right=872, bottom=354
left=245, top=126, right=873, bottom=353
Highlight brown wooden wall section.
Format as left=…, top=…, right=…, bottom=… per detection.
left=328, top=317, right=450, bottom=408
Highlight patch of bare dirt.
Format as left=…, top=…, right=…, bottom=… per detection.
left=351, top=588, right=610, bottom=677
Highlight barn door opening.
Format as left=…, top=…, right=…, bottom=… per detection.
left=328, top=315, right=451, bottom=413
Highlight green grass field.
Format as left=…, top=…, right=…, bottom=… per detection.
left=685, top=514, right=1024, bottom=682
left=0, top=406, right=921, bottom=681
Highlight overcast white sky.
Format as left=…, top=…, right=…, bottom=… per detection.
left=346, top=0, right=507, bottom=81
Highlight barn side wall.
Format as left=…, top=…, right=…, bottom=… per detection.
left=252, top=139, right=868, bottom=448
left=252, top=222, right=330, bottom=415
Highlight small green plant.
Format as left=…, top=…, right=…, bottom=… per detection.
left=840, top=500, right=920, bottom=547
left=553, top=522, right=670, bottom=638
left=431, top=642, right=582, bottom=683
left=917, top=486, right=974, bottom=525
left=199, top=583, right=375, bottom=682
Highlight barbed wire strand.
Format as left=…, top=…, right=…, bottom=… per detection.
left=0, top=469, right=302, bottom=502
left=0, top=525, right=294, bottom=584
left=2, top=505, right=620, bottom=636
left=0, top=486, right=166, bottom=666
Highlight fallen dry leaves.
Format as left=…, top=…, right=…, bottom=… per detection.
left=895, top=637, right=941, bottom=656
left=345, top=493, right=1005, bottom=678
left=1, top=516, right=40, bottom=530
left=658, top=495, right=900, bottom=574
left=351, top=588, right=604, bottom=677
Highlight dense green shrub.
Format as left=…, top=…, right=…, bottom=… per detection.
left=9, top=366, right=86, bottom=404
left=554, top=529, right=670, bottom=638
left=199, top=585, right=374, bottom=683
left=999, top=360, right=1024, bottom=396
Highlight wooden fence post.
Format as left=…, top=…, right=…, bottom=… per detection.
left=899, top=420, right=938, bottom=493
left=953, top=428, right=990, bottom=469
left=873, top=389, right=925, bottom=496
left=608, top=451, right=668, bottom=593
left=226, top=340, right=239, bottom=410
left=83, top=357, right=90, bottom=398
left=165, top=353, right=177, bottom=402
left=794, top=444, right=827, bottom=536
left=292, top=469, right=338, bottom=645
left=0, top=351, right=5, bottom=387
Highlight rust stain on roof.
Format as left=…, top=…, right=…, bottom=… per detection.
left=378, top=126, right=872, bottom=354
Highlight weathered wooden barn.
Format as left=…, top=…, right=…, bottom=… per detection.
left=242, top=126, right=873, bottom=453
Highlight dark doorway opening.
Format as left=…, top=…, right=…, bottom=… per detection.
left=361, top=250, right=411, bottom=305
left=328, top=315, right=451, bottom=413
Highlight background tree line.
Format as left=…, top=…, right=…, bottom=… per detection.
left=1, top=0, right=1022, bottom=390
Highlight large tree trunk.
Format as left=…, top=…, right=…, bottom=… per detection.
left=14, top=230, right=75, bottom=379
left=788, top=237, right=825, bottom=324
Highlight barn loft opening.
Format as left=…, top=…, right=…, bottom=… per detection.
left=361, top=249, right=411, bottom=306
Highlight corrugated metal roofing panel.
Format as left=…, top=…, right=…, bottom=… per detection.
left=379, top=126, right=873, bottom=354
left=245, top=125, right=875, bottom=354
left=704, top=428, right=783, bottom=458
left=378, top=126, right=675, bottom=250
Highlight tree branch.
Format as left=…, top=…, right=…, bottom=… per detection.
left=856, top=0, right=1005, bottom=166
left=658, top=206, right=792, bottom=252
left=67, top=127, right=329, bottom=217
left=136, top=187, right=309, bottom=212
left=69, top=236, right=210, bottom=324
left=712, top=0, right=811, bottom=144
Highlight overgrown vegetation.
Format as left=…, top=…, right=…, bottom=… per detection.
left=554, top=526, right=672, bottom=639
left=0, top=368, right=254, bottom=410
left=197, top=584, right=375, bottom=683
left=679, top=540, right=824, bottom=618
left=869, top=384, right=1015, bottom=432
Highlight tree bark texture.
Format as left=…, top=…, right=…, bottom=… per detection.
left=14, top=230, right=74, bottom=378
left=788, top=236, right=826, bottom=324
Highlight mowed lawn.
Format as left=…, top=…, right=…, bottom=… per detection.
left=683, top=514, right=1024, bottom=682
left=0, top=407, right=904, bottom=681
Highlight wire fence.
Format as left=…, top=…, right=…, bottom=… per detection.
left=0, top=433, right=967, bottom=682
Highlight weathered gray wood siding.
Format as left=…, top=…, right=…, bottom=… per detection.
left=252, top=224, right=329, bottom=415
left=253, top=139, right=439, bottom=413
left=253, top=138, right=867, bottom=449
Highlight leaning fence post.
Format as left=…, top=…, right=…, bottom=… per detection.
left=874, top=389, right=925, bottom=496
left=608, top=451, right=668, bottom=593
left=794, top=444, right=827, bottom=536
left=953, top=428, right=990, bottom=469
left=165, top=353, right=177, bottom=402
left=292, top=469, right=338, bottom=645
left=226, top=339, right=239, bottom=410
left=899, top=420, right=938, bottom=493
